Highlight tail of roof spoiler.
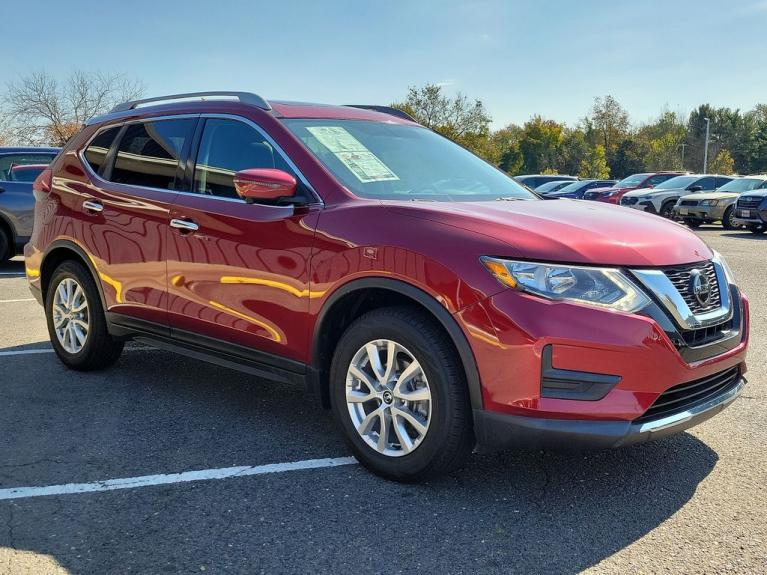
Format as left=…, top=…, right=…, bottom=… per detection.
left=345, top=105, right=417, bottom=123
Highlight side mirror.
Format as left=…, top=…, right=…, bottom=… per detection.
left=688, top=185, right=703, bottom=192
left=233, top=169, right=297, bottom=204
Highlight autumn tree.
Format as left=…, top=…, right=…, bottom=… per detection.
left=4, top=70, right=144, bottom=146
left=709, top=149, right=735, bottom=174
left=392, top=83, right=491, bottom=155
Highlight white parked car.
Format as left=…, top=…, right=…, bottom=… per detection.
left=620, top=174, right=733, bottom=218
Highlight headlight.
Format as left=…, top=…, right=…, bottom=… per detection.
left=480, top=257, right=651, bottom=312
left=701, top=199, right=720, bottom=206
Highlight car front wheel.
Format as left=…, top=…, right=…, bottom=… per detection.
left=330, top=307, right=474, bottom=481
left=660, top=201, right=676, bottom=219
left=722, top=206, right=738, bottom=230
left=46, top=261, right=124, bottom=370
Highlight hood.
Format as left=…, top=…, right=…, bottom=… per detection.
left=386, top=199, right=713, bottom=267
left=683, top=191, right=737, bottom=201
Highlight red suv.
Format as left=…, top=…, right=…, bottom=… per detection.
left=583, top=172, right=685, bottom=204
left=26, top=92, right=749, bottom=481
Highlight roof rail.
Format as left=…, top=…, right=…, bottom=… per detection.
left=345, top=105, right=417, bottom=122
left=110, top=91, right=271, bottom=113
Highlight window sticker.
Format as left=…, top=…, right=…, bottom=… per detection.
left=306, top=126, right=399, bottom=183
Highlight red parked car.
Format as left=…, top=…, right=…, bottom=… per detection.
left=583, top=172, right=685, bottom=204
left=26, top=92, right=749, bottom=481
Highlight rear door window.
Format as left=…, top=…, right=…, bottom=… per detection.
left=84, top=126, right=121, bottom=175
left=694, top=176, right=716, bottom=190
left=111, top=119, right=195, bottom=190
left=648, top=174, right=672, bottom=186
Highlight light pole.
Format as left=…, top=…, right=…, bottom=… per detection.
left=703, top=117, right=711, bottom=173
left=678, top=142, right=687, bottom=168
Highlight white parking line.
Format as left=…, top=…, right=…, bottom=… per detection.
left=0, top=298, right=35, bottom=303
left=0, top=457, right=358, bottom=501
left=0, top=272, right=24, bottom=276
left=0, top=348, right=55, bottom=356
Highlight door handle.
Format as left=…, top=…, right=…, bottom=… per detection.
left=170, top=218, right=199, bottom=232
left=83, top=200, right=103, bottom=213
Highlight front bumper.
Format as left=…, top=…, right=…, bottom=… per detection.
left=674, top=204, right=727, bottom=221
left=474, top=374, right=745, bottom=449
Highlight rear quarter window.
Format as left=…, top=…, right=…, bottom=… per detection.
left=0, top=154, right=57, bottom=181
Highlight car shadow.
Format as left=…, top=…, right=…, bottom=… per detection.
left=0, top=348, right=719, bottom=574
left=0, top=258, right=25, bottom=274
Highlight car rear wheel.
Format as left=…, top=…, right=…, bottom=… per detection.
left=722, top=206, right=738, bottom=230
left=46, top=261, right=124, bottom=370
left=329, top=307, right=474, bottom=481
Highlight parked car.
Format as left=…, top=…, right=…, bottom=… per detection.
left=533, top=180, right=574, bottom=195
left=620, top=174, right=733, bottom=218
left=514, top=174, right=577, bottom=189
left=583, top=172, right=685, bottom=204
left=25, top=92, right=749, bottom=481
left=0, top=147, right=60, bottom=262
left=733, top=187, right=767, bottom=234
left=545, top=179, right=617, bottom=199
left=674, top=176, right=767, bottom=229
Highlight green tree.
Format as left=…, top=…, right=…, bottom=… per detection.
left=557, top=128, right=589, bottom=176
left=578, top=145, right=610, bottom=178
left=589, top=95, right=629, bottom=155
left=392, top=83, right=491, bottom=156
left=518, top=116, right=564, bottom=173
left=610, top=138, right=646, bottom=177
left=709, top=149, right=735, bottom=174
left=486, top=125, right=524, bottom=173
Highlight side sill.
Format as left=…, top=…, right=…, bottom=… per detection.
left=106, top=313, right=307, bottom=387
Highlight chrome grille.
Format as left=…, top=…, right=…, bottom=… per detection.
left=737, top=196, right=764, bottom=210
left=621, top=196, right=638, bottom=205
left=663, top=261, right=721, bottom=314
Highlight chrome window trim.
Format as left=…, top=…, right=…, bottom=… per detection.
left=630, top=254, right=732, bottom=330
left=77, top=113, right=323, bottom=206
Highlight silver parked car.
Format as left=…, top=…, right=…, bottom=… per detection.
left=674, top=175, right=767, bottom=229
left=0, top=147, right=60, bottom=261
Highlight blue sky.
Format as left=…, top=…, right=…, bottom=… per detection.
left=9, top=0, right=767, bottom=128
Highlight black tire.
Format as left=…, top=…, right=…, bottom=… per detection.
left=329, top=306, right=475, bottom=482
left=45, top=260, right=124, bottom=370
left=749, top=225, right=766, bottom=235
left=684, top=218, right=702, bottom=229
left=722, top=206, right=738, bottom=230
left=660, top=201, right=676, bottom=219
left=0, top=227, right=9, bottom=263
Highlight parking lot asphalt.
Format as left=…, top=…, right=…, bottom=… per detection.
left=0, top=227, right=765, bottom=575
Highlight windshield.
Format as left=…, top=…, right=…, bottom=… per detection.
left=283, top=120, right=535, bottom=202
left=717, top=178, right=766, bottom=193
left=552, top=181, right=585, bottom=194
left=535, top=180, right=569, bottom=193
left=655, top=175, right=699, bottom=190
left=615, top=173, right=650, bottom=187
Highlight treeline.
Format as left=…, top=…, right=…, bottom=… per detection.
left=393, top=85, right=767, bottom=178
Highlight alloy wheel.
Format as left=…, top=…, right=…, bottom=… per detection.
left=52, top=277, right=90, bottom=354
left=345, top=339, right=432, bottom=457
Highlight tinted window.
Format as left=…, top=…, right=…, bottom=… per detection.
left=111, top=119, right=195, bottom=189
left=648, top=174, right=673, bottom=186
left=715, top=176, right=733, bottom=188
left=694, top=177, right=716, bottom=190
left=0, top=154, right=56, bottom=181
left=84, top=126, right=121, bottom=175
left=193, top=118, right=295, bottom=199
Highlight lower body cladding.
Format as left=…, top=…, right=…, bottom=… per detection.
left=458, top=286, right=749, bottom=450
left=674, top=205, right=727, bottom=224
